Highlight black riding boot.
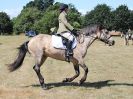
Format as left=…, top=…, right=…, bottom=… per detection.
left=66, top=41, right=73, bottom=62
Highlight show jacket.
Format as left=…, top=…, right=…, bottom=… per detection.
left=57, top=11, right=74, bottom=34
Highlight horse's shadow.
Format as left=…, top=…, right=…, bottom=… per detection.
left=23, top=80, right=133, bottom=89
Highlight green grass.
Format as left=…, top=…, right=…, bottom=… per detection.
left=0, top=35, right=133, bottom=99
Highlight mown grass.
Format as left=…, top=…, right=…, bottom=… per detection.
left=0, top=35, right=133, bottom=99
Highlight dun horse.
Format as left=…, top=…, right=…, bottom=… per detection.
left=8, top=24, right=115, bottom=89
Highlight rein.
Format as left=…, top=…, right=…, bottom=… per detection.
left=78, top=33, right=97, bottom=44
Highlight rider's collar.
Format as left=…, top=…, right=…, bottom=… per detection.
left=62, top=11, right=67, bottom=15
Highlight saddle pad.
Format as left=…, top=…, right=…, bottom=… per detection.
left=52, top=35, right=77, bottom=49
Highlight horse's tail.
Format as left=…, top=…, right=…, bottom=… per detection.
left=8, top=41, right=29, bottom=72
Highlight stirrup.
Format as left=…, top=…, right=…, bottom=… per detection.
left=69, top=51, right=73, bottom=55
left=68, top=51, right=73, bottom=57
left=65, top=56, right=70, bottom=62
left=66, top=51, right=73, bottom=57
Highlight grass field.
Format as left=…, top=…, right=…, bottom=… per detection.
left=0, top=35, right=133, bottom=99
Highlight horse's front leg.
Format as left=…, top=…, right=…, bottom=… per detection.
left=62, top=64, right=80, bottom=82
left=78, top=63, right=88, bottom=85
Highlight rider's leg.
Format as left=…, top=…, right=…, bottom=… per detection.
left=61, top=32, right=74, bottom=62
left=66, top=40, right=73, bottom=56
left=63, top=33, right=74, bottom=56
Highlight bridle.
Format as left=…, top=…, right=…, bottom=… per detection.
left=78, top=30, right=111, bottom=44
left=99, top=31, right=112, bottom=43
left=78, top=32, right=97, bottom=44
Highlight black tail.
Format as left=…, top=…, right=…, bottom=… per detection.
left=8, top=41, right=29, bottom=72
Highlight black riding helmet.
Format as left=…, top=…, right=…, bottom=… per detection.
left=59, top=4, right=68, bottom=11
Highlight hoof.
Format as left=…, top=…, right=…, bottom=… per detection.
left=62, top=78, right=69, bottom=82
left=42, top=86, right=48, bottom=90
left=78, top=80, right=84, bottom=85
left=41, top=84, right=48, bottom=90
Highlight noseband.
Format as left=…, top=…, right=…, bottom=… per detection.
left=99, top=32, right=111, bottom=43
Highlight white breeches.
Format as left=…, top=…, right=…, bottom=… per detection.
left=60, top=32, right=74, bottom=41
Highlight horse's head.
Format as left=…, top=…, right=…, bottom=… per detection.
left=79, top=24, right=115, bottom=46
left=97, top=29, right=115, bottom=46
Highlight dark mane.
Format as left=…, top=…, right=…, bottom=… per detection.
left=80, top=24, right=103, bottom=35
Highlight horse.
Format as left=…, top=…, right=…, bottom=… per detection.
left=124, top=32, right=133, bottom=45
left=8, top=24, right=115, bottom=90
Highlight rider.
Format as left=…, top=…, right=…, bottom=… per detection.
left=57, top=4, right=77, bottom=61
left=128, top=29, right=133, bottom=39
left=128, top=29, right=133, bottom=35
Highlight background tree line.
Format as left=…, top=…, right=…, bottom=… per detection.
left=0, top=0, right=133, bottom=35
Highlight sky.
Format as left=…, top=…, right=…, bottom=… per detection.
left=0, top=0, right=133, bottom=18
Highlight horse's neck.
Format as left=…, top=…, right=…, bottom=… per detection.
left=79, top=36, right=96, bottom=57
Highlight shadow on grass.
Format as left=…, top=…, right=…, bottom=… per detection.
left=23, top=80, right=133, bottom=89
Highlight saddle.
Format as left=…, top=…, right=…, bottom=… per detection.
left=52, top=35, right=77, bottom=49
left=52, top=34, right=77, bottom=62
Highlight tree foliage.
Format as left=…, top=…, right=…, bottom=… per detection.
left=6, top=1, right=133, bottom=35
left=25, top=0, right=54, bottom=11
left=84, top=4, right=112, bottom=30
left=128, top=11, right=133, bottom=30
left=84, top=4, right=132, bottom=31
left=0, top=12, right=13, bottom=35
left=13, top=1, right=82, bottom=34
left=67, top=4, right=82, bottom=28
left=13, top=7, right=43, bottom=34
left=112, top=5, right=130, bottom=32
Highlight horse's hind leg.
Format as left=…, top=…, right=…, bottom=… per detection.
left=62, top=64, right=80, bottom=82
left=33, top=55, right=47, bottom=89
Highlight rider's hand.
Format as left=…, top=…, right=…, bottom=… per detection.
left=71, top=29, right=79, bottom=36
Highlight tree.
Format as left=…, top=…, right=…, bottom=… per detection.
left=128, top=10, right=133, bottom=30
left=13, top=1, right=82, bottom=34
left=34, top=10, right=59, bottom=33
left=0, top=12, right=13, bottom=35
left=112, top=5, right=130, bottom=32
left=84, top=4, right=112, bottom=29
left=13, top=7, right=42, bottom=34
left=25, top=0, right=54, bottom=11
left=67, top=4, right=82, bottom=29
left=33, top=3, right=82, bottom=34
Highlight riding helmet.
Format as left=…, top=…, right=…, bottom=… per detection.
left=59, top=4, right=68, bottom=10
